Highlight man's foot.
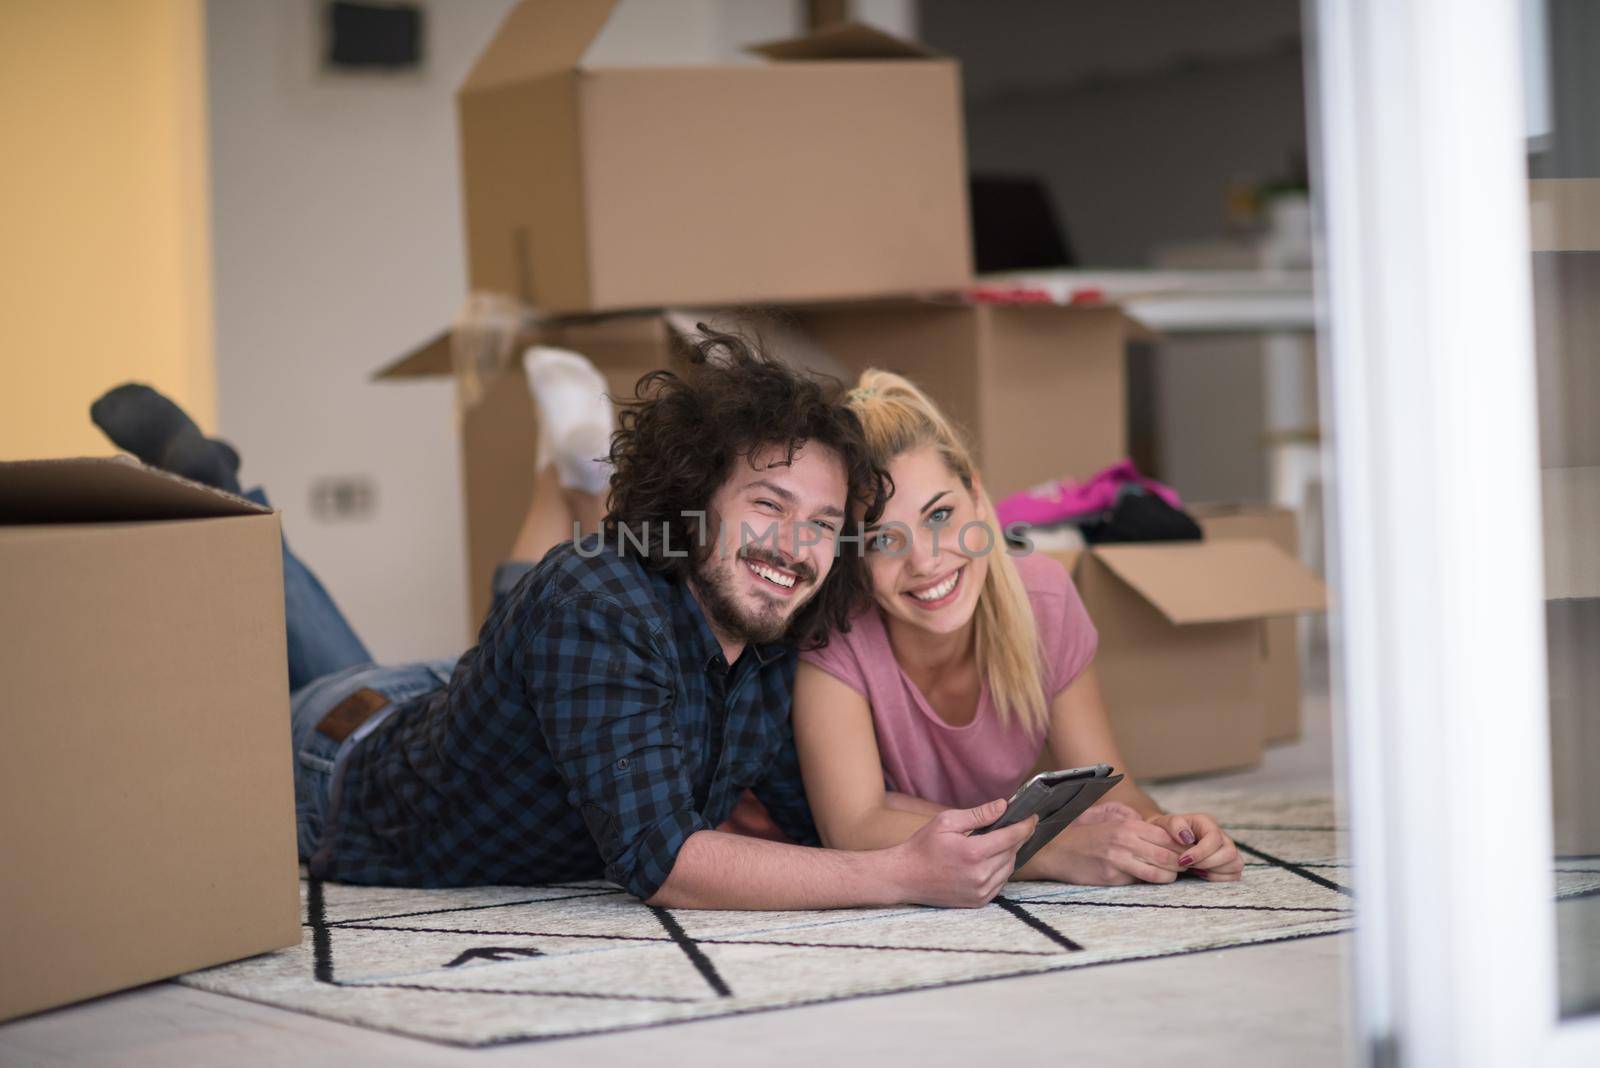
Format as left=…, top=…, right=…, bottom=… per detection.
left=89, top=383, right=242, bottom=494
left=523, top=347, right=613, bottom=496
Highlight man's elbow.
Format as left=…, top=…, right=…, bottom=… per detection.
left=640, top=831, right=707, bottom=908
left=643, top=884, right=682, bottom=908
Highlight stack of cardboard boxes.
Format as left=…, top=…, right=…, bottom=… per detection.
left=383, top=0, right=1327, bottom=783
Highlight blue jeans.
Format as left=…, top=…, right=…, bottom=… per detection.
left=290, top=659, right=455, bottom=862
left=260, top=486, right=536, bottom=862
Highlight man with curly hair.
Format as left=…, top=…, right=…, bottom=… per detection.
left=90, top=332, right=1034, bottom=911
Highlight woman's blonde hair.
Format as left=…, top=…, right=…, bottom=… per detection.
left=846, top=369, right=1048, bottom=736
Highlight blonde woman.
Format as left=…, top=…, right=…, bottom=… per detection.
left=793, top=371, right=1244, bottom=885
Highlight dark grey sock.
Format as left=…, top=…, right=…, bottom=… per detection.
left=158, top=433, right=243, bottom=495
left=90, top=383, right=242, bottom=495
left=90, top=383, right=199, bottom=464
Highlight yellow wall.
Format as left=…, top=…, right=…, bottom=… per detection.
left=0, top=0, right=215, bottom=460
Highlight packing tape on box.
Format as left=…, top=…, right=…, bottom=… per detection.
left=449, top=292, right=539, bottom=415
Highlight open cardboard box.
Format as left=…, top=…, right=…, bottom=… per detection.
left=458, top=0, right=972, bottom=313
left=1046, top=539, right=1326, bottom=781
left=378, top=310, right=699, bottom=628
left=0, top=458, right=300, bottom=1023
left=788, top=299, right=1148, bottom=500
left=1190, top=502, right=1311, bottom=743
left=379, top=298, right=1147, bottom=629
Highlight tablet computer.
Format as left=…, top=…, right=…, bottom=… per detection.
left=971, top=763, right=1125, bottom=869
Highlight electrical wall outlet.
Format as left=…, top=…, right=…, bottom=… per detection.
left=310, top=475, right=378, bottom=521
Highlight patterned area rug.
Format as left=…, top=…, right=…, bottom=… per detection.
left=177, top=790, right=1600, bottom=1047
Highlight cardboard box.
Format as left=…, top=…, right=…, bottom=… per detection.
left=379, top=311, right=697, bottom=627
left=1191, top=502, right=1308, bottom=743
left=1048, top=540, right=1326, bottom=781
left=380, top=299, right=1145, bottom=627
left=791, top=300, right=1147, bottom=500
left=0, top=458, right=300, bottom=1022
left=1541, top=466, right=1600, bottom=855
left=457, top=1, right=972, bottom=313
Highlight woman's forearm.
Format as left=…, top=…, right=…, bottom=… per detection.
left=818, top=800, right=939, bottom=851
left=883, top=791, right=947, bottom=816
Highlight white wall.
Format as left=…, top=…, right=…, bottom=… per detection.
left=589, top=0, right=797, bottom=65
left=207, top=0, right=516, bottom=662
left=205, top=0, right=829, bottom=661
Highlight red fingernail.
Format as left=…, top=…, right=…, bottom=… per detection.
left=1180, top=830, right=1197, bottom=846
left=1179, top=855, right=1194, bottom=867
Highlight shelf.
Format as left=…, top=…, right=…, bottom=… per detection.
left=983, top=268, right=1316, bottom=334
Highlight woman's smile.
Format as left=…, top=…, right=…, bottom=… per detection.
left=904, top=564, right=966, bottom=609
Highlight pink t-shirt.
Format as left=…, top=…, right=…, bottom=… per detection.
left=800, top=552, right=1098, bottom=809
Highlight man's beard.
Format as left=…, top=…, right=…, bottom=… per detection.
left=691, top=544, right=817, bottom=647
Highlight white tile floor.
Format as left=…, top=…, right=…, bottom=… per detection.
left=0, top=694, right=1350, bottom=1068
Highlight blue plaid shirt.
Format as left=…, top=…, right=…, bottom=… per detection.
left=313, top=539, right=818, bottom=899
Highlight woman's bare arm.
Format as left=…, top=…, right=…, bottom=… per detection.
left=1027, top=662, right=1242, bottom=882
left=1042, top=663, right=1163, bottom=818
left=792, top=662, right=940, bottom=850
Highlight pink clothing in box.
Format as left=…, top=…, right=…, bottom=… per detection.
left=800, top=552, right=1098, bottom=809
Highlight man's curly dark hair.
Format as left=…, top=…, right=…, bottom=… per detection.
left=604, top=326, right=887, bottom=650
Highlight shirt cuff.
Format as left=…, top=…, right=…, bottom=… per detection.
left=608, top=808, right=712, bottom=901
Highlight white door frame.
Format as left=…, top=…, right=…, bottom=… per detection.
left=1308, top=0, right=1600, bottom=1063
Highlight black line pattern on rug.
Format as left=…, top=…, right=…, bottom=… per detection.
left=245, top=827, right=1369, bottom=1050
left=444, top=947, right=546, bottom=968
left=340, top=981, right=700, bottom=1003
left=651, top=907, right=732, bottom=998
left=308, top=878, right=334, bottom=983
left=1242, top=860, right=1350, bottom=868
left=338, top=923, right=1061, bottom=958
left=341, top=923, right=670, bottom=943
left=1022, top=899, right=1351, bottom=914
left=994, top=896, right=1082, bottom=952
left=467, top=928, right=1348, bottom=1049
left=321, top=888, right=626, bottom=928
left=1234, top=841, right=1353, bottom=896
left=276, top=804, right=1367, bottom=1045
left=693, top=937, right=1059, bottom=957
left=308, top=883, right=700, bottom=1002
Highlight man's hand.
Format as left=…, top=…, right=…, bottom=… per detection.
left=1147, top=811, right=1244, bottom=882
left=888, top=798, right=1037, bottom=908
left=1029, top=800, right=1185, bottom=885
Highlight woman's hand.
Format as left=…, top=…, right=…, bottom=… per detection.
left=1029, top=801, right=1185, bottom=885
left=1147, top=811, right=1244, bottom=882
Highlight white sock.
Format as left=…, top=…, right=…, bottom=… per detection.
left=523, top=346, right=613, bottom=495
